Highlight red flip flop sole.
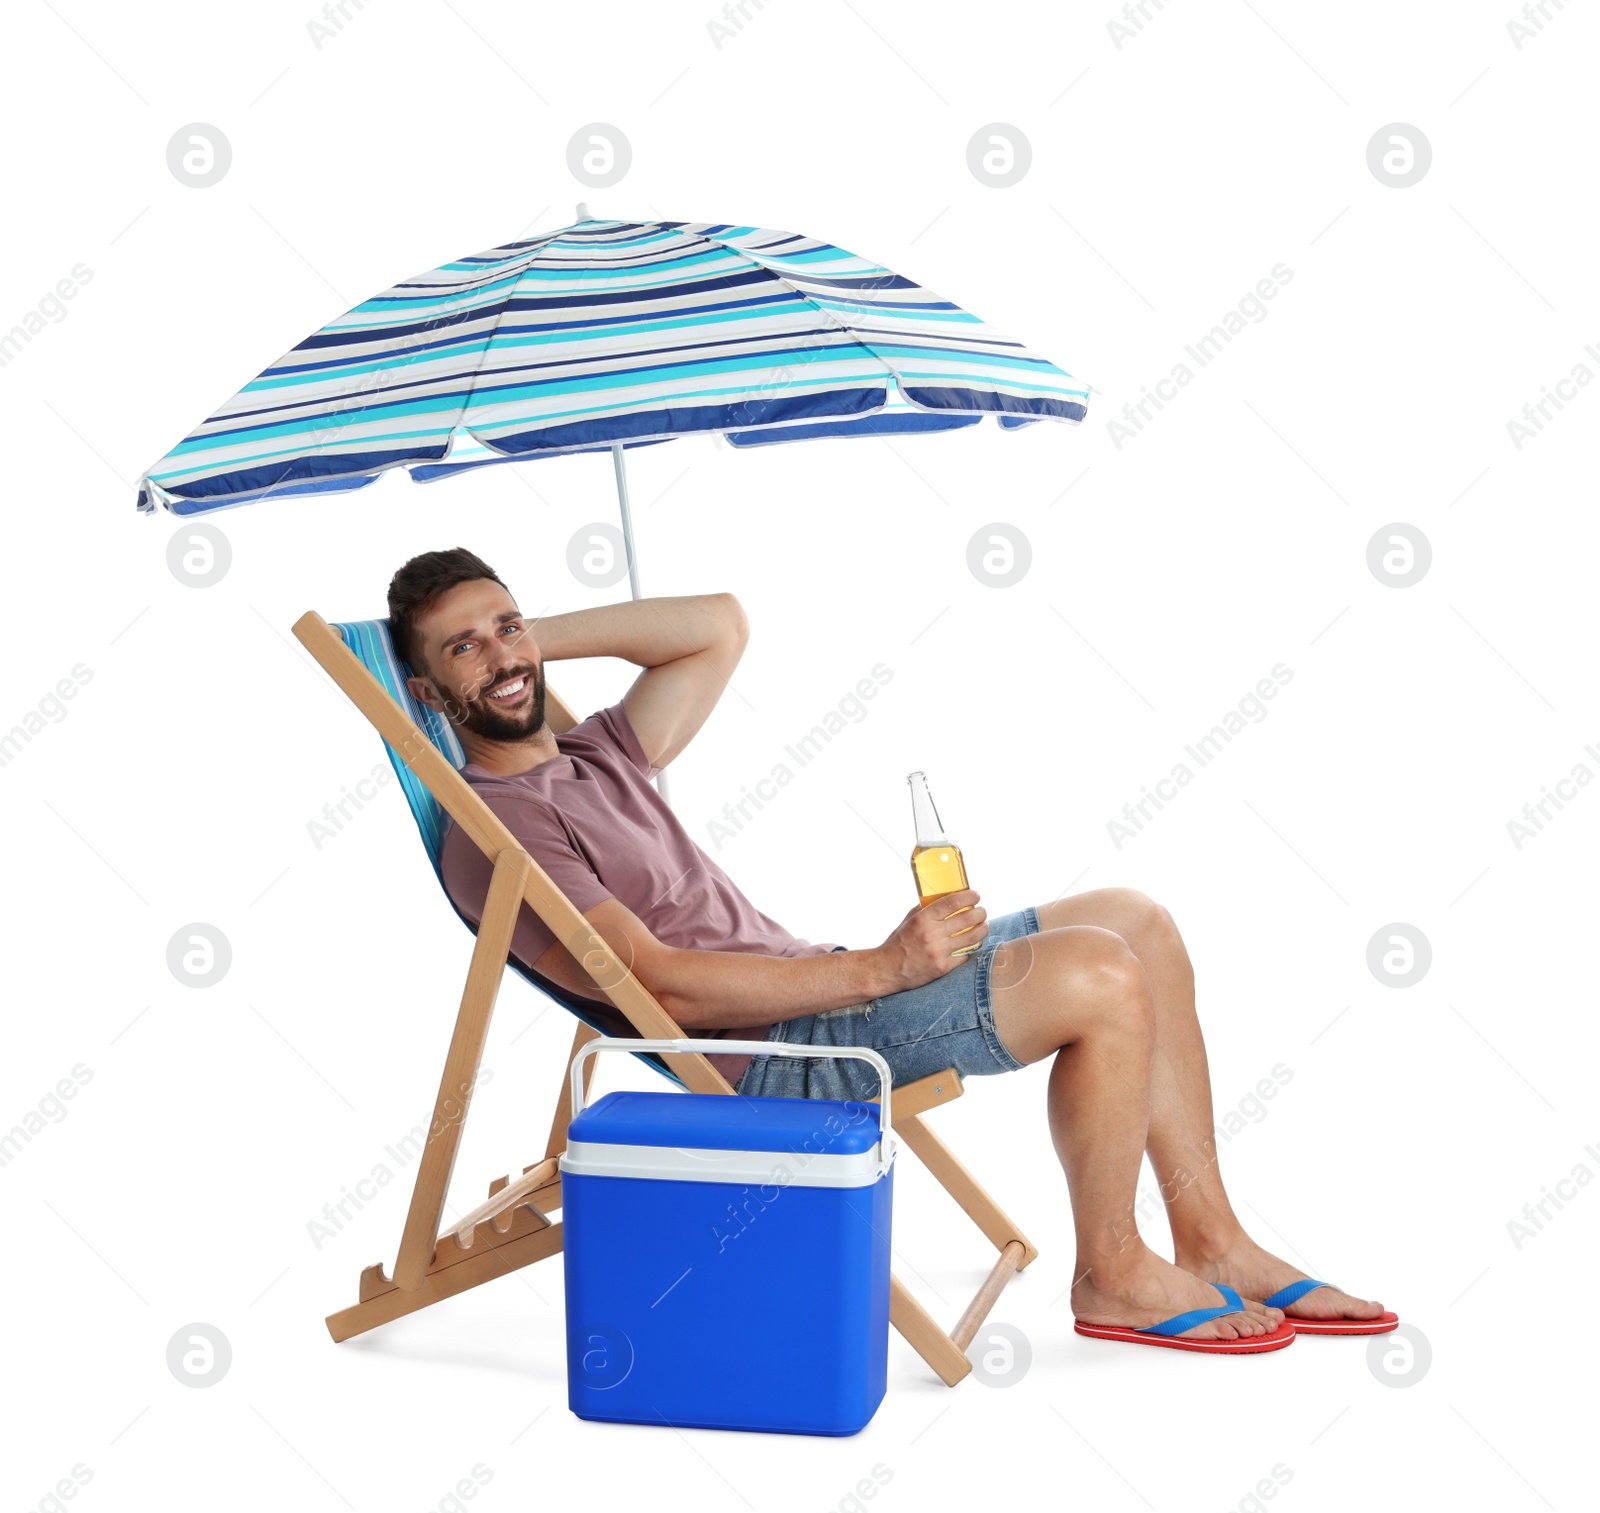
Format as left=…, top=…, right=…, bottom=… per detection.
left=1287, top=1311, right=1399, bottom=1336
left=1074, top=1320, right=1296, bottom=1353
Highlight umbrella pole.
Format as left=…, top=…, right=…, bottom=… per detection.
left=610, top=442, right=644, bottom=603
left=610, top=443, right=672, bottom=807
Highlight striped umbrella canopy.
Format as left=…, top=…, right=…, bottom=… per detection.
left=136, top=211, right=1090, bottom=519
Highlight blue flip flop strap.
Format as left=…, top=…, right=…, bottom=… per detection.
left=1142, top=1283, right=1246, bottom=1338
left=1263, top=1279, right=1329, bottom=1311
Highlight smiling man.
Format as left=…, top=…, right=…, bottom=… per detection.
left=391, top=546, right=1395, bottom=1353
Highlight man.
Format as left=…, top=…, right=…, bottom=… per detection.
left=395, top=547, right=1394, bottom=1352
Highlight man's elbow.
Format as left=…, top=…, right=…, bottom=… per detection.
left=660, top=995, right=716, bottom=1029
left=655, top=979, right=717, bottom=1029
left=718, top=591, right=750, bottom=647
left=650, top=995, right=718, bottom=1030
left=634, top=945, right=712, bottom=1028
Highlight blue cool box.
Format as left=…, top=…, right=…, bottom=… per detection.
left=560, top=1087, right=894, bottom=1436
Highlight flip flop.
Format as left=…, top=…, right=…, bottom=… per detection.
left=1075, top=1283, right=1296, bottom=1354
left=1265, top=1279, right=1399, bottom=1335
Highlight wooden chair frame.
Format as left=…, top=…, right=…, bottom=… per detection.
left=292, top=610, right=1037, bottom=1386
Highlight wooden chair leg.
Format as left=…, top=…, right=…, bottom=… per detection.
left=329, top=1215, right=564, bottom=1342
left=890, top=1276, right=972, bottom=1386
left=871, top=1070, right=1039, bottom=1384
left=392, top=848, right=531, bottom=1291
left=544, top=1022, right=599, bottom=1160
left=895, top=1112, right=1039, bottom=1268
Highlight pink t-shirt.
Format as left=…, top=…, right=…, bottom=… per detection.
left=439, top=701, right=840, bottom=1086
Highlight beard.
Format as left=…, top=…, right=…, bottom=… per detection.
left=447, top=661, right=547, bottom=744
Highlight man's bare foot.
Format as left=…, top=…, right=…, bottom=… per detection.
left=1072, top=1244, right=1284, bottom=1340
left=1178, top=1233, right=1387, bottom=1324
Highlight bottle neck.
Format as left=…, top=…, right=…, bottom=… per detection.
left=907, top=771, right=949, bottom=848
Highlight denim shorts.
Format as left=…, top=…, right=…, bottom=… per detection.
left=735, top=905, right=1041, bottom=1101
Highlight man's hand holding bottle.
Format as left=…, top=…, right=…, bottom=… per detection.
left=872, top=889, right=989, bottom=994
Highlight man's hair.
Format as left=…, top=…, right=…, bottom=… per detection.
left=387, top=547, right=507, bottom=675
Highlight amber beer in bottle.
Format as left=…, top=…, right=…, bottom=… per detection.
left=907, top=771, right=980, bottom=955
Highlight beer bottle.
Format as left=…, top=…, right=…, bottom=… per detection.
left=907, top=770, right=981, bottom=956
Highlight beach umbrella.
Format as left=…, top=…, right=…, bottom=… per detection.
left=138, top=207, right=1091, bottom=796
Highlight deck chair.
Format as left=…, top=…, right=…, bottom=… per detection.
left=292, top=610, right=1038, bottom=1386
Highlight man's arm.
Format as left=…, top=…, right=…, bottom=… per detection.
left=531, top=892, right=989, bottom=1030
left=530, top=592, right=748, bottom=771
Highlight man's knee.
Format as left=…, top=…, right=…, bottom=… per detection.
left=1082, top=933, right=1156, bottom=1033
left=1046, top=927, right=1155, bottom=1042
left=1101, top=886, right=1179, bottom=945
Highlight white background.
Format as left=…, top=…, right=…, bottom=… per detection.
left=2, top=2, right=1594, bottom=1509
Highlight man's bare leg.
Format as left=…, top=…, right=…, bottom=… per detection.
left=1034, top=889, right=1386, bottom=1326
left=987, top=922, right=1277, bottom=1340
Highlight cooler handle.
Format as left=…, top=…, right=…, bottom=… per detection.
left=570, top=1038, right=894, bottom=1167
